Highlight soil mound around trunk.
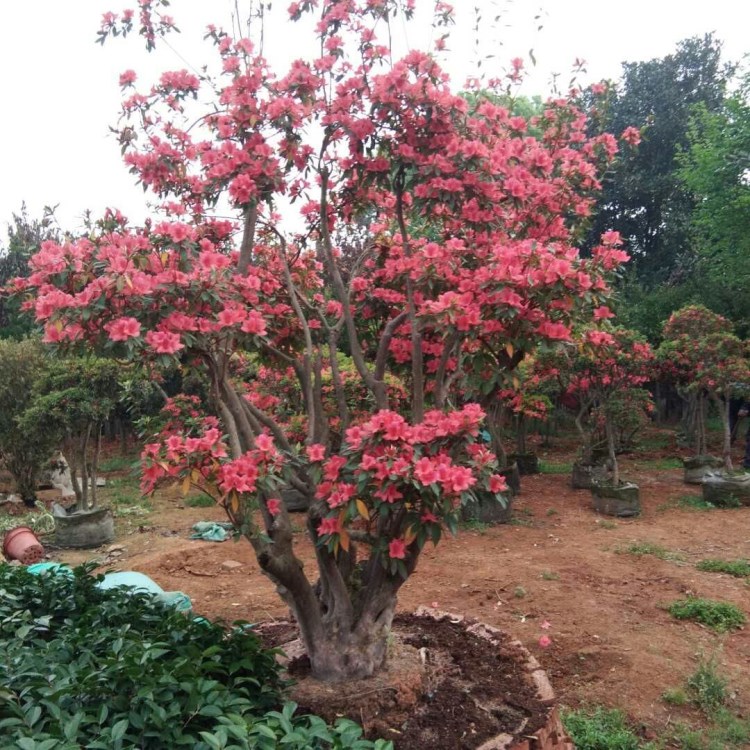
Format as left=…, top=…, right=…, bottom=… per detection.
left=259, top=611, right=569, bottom=749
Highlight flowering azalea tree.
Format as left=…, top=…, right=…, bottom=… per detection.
left=496, top=357, right=554, bottom=459
left=565, top=328, right=654, bottom=485
left=691, top=333, right=750, bottom=471
left=656, top=305, right=732, bottom=457
left=13, top=1, right=633, bottom=681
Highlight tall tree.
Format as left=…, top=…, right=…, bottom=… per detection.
left=677, top=76, right=750, bottom=335
left=0, top=205, right=60, bottom=339
left=585, top=35, right=733, bottom=287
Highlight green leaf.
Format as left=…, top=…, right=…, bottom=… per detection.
left=110, top=718, right=129, bottom=742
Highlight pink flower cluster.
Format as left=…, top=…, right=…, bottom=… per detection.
left=312, top=405, right=508, bottom=563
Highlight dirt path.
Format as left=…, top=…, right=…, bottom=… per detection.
left=53, top=439, right=750, bottom=739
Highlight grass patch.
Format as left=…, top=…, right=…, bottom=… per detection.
left=99, top=474, right=152, bottom=516
left=540, top=570, right=560, bottom=581
left=620, top=541, right=685, bottom=562
left=671, top=710, right=750, bottom=750
left=538, top=461, right=573, bottom=475
left=184, top=494, right=218, bottom=509
left=637, top=434, right=672, bottom=450
left=697, top=559, right=750, bottom=578
left=636, top=457, right=683, bottom=470
left=596, top=519, right=618, bottom=529
left=562, top=707, right=644, bottom=750
left=98, top=454, right=139, bottom=473
left=510, top=507, right=535, bottom=527
left=668, top=597, right=746, bottom=633
left=662, top=687, right=689, bottom=706
left=677, top=494, right=718, bottom=511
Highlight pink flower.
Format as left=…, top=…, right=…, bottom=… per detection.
left=389, top=538, right=407, bottom=559
left=119, top=69, right=137, bottom=87
left=145, top=330, right=184, bottom=354
left=266, top=498, right=281, bottom=516
left=240, top=311, right=267, bottom=336
left=489, top=474, right=508, bottom=494
left=621, top=126, right=641, bottom=146
left=317, top=517, right=340, bottom=536
left=255, top=434, right=275, bottom=454
left=538, top=635, right=552, bottom=648
left=414, top=457, right=438, bottom=486
left=167, top=222, right=192, bottom=243
left=105, top=316, right=141, bottom=342
left=593, top=305, right=614, bottom=321
left=540, top=619, right=551, bottom=630
left=306, top=443, right=326, bottom=462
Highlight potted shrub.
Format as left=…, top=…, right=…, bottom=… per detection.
left=567, top=328, right=654, bottom=515
left=693, top=333, right=750, bottom=506
left=657, top=306, right=728, bottom=484
left=504, top=359, right=553, bottom=476
left=21, top=358, right=121, bottom=547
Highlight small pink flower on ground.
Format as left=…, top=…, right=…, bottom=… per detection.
left=431, top=601, right=439, bottom=608
left=266, top=498, right=281, bottom=516
left=538, top=634, right=552, bottom=648
left=540, top=619, right=551, bottom=630
left=388, top=538, right=407, bottom=559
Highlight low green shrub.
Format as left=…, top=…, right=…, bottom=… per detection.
left=667, top=597, right=746, bottom=633
left=687, top=655, right=728, bottom=714
left=697, top=559, right=750, bottom=578
left=0, top=564, right=391, bottom=749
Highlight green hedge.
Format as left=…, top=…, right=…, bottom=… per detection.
left=0, top=564, right=391, bottom=749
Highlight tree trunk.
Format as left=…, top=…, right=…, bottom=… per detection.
left=605, top=415, right=619, bottom=486
left=715, top=395, right=733, bottom=472
left=516, top=414, right=527, bottom=455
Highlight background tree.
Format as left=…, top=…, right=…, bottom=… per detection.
left=0, top=205, right=60, bottom=340
left=677, top=76, right=750, bottom=336
left=584, top=35, right=733, bottom=334
left=565, top=328, right=654, bottom=485
left=0, top=338, right=59, bottom=506
left=656, top=305, right=730, bottom=456
left=22, top=358, right=122, bottom=511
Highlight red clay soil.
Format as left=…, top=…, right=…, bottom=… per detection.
left=48, top=429, right=750, bottom=742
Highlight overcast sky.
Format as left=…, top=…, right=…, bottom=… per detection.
left=1, top=0, right=748, bottom=234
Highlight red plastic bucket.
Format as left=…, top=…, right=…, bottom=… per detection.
left=3, top=526, right=45, bottom=565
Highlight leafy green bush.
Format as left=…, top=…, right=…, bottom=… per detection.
left=0, top=564, right=391, bottom=749
left=668, top=597, right=746, bottom=632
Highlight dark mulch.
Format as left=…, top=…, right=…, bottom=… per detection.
left=258, top=613, right=549, bottom=749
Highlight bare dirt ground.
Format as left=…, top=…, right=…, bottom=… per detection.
left=47, top=428, right=750, bottom=740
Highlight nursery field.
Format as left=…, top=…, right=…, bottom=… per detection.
left=46, top=427, right=750, bottom=747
